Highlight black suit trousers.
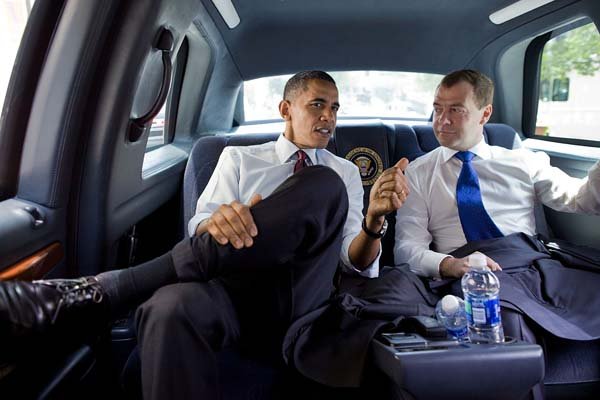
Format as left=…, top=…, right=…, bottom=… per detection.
left=135, top=166, right=349, bottom=400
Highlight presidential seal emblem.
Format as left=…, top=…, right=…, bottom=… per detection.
left=345, top=147, right=383, bottom=186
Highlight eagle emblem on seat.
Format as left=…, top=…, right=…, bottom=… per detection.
left=345, top=147, right=384, bottom=186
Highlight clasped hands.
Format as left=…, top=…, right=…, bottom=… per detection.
left=196, top=193, right=262, bottom=249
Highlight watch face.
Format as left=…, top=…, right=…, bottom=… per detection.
left=380, top=219, right=388, bottom=235
left=362, top=218, right=387, bottom=238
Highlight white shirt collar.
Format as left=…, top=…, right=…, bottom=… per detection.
left=441, top=136, right=491, bottom=163
left=275, top=134, right=318, bottom=165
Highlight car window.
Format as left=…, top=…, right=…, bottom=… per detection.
left=147, top=103, right=166, bottom=152
left=0, top=0, right=35, bottom=113
left=243, top=71, right=443, bottom=122
left=536, top=21, right=600, bottom=142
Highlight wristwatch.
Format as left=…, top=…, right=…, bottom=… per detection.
left=362, top=218, right=388, bottom=239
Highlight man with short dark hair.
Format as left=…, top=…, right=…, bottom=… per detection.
left=283, top=70, right=336, bottom=99
left=394, top=69, right=600, bottom=343
left=1, top=71, right=409, bottom=399
left=188, top=71, right=405, bottom=270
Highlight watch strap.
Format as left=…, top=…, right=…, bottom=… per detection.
left=362, top=218, right=387, bottom=239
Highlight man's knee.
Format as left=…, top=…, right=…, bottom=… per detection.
left=295, top=165, right=348, bottom=206
left=299, top=165, right=344, bottom=188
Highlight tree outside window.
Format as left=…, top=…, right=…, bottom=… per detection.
left=536, top=22, right=600, bottom=141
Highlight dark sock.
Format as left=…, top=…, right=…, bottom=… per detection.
left=96, top=253, right=177, bottom=312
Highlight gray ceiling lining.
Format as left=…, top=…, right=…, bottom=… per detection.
left=198, top=0, right=581, bottom=79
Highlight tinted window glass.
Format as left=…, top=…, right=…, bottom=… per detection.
left=243, top=71, right=443, bottom=122
left=147, top=103, right=166, bottom=152
left=0, top=0, right=35, bottom=113
left=536, top=22, right=600, bottom=140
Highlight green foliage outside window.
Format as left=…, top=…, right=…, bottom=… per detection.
left=541, top=23, right=600, bottom=82
left=536, top=22, right=600, bottom=141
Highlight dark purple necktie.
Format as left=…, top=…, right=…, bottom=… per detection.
left=294, top=150, right=308, bottom=173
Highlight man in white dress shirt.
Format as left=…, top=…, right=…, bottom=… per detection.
left=187, top=70, right=408, bottom=278
left=142, top=70, right=413, bottom=398
left=0, top=71, right=410, bottom=399
left=394, top=69, right=600, bottom=279
left=136, top=71, right=408, bottom=398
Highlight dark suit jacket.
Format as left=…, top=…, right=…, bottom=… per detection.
left=287, top=233, right=600, bottom=387
left=284, top=265, right=437, bottom=387
left=444, top=233, right=600, bottom=340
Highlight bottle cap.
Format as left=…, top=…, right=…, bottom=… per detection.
left=441, top=295, right=460, bottom=313
left=468, top=253, right=488, bottom=269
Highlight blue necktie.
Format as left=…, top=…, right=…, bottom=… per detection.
left=454, top=151, right=503, bottom=242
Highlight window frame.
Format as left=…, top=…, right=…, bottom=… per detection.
left=0, top=0, right=67, bottom=201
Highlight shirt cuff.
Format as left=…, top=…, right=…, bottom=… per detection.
left=187, top=214, right=210, bottom=237
left=341, top=248, right=381, bottom=278
left=419, top=250, right=451, bottom=279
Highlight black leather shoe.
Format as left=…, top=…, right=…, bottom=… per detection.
left=0, top=277, right=107, bottom=341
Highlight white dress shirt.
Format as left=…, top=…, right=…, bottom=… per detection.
left=394, top=138, right=600, bottom=278
left=188, top=134, right=380, bottom=277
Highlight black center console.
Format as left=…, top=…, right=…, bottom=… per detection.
left=372, top=330, right=544, bottom=400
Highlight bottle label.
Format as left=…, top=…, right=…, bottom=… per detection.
left=447, top=325, right=468, bottom=339
left=464, top=295, right=501, bottom=326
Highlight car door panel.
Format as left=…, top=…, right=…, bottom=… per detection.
left=0, top=199, right=66, bottom=277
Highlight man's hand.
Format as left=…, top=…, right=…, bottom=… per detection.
left=366, top=158, right=410, bottom=221
left=196, top=194, right=262, bottom=249
left=439, top=252, right=502, bottom=279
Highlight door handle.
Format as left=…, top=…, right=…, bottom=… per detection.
left=24, top=205, right=45, bottom=229
left=128, top=27, right=174, bottom=142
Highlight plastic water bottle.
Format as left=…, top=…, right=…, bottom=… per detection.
left=435, top=295, right=468, bottom=341
left=461, top=253, right=505, bottom=343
